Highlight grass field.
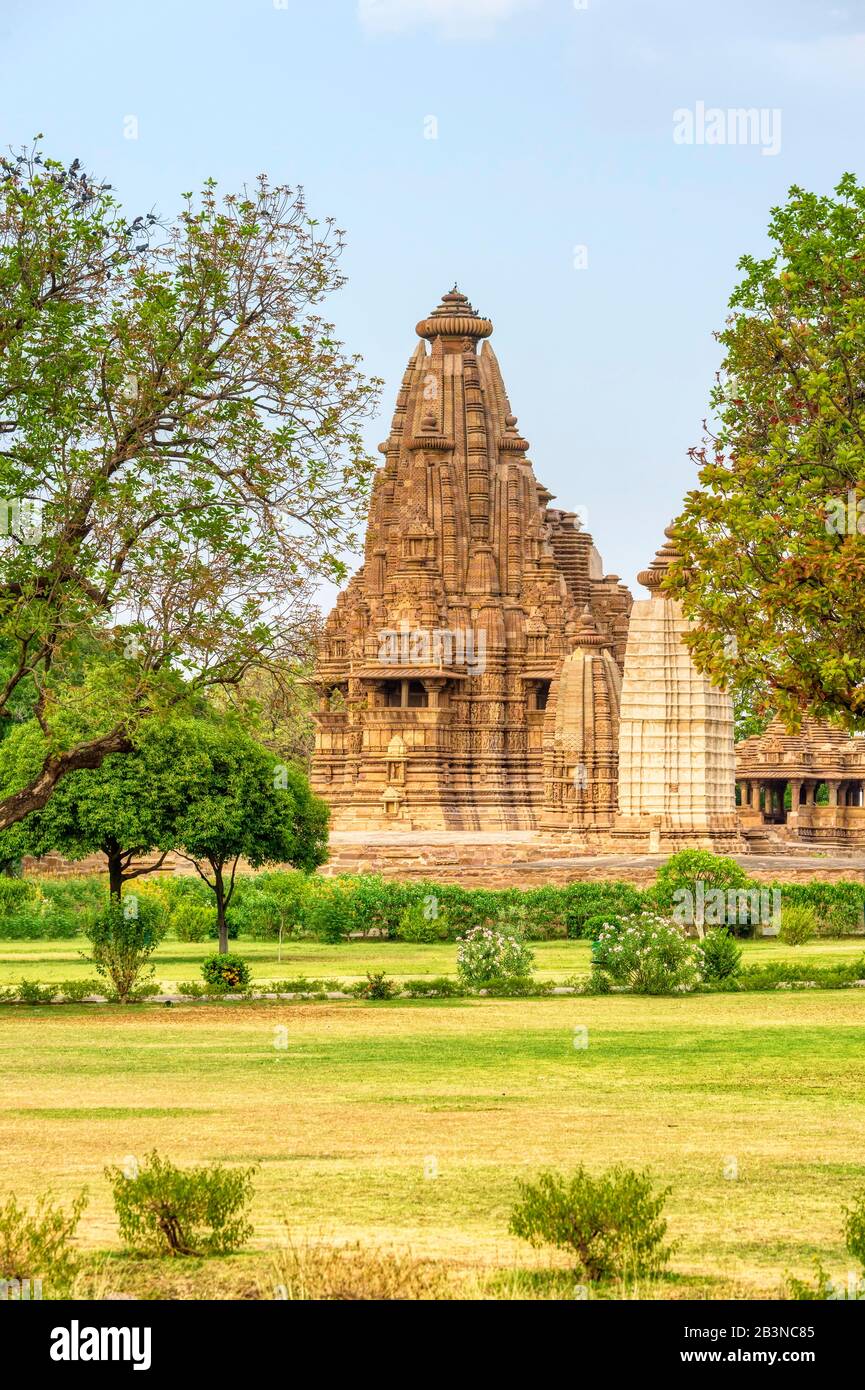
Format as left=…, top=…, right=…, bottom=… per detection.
left=1, top=969, right=864, bottom=1298
left=1, top=934, right=864, bottom=987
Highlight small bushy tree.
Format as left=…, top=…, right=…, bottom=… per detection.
left=86, top=895, right=165, bottom=1001
left=654, top=850, right=751, bottom=917
left=169, top=720, right=328, bottom=952
left=509, top=1166, right=673, bottom=1282
left=0, top=1189, right=88, bottom=1296
left=105, top=1150, right=256, bottom=1257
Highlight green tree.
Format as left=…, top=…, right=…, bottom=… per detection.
left=171, top=720, right=328, bottom=952
left=669, top=174, right=865, bottom=729
left=0, top=713, right=206, bottom=898
left=0, top=143, right=379, bottom=828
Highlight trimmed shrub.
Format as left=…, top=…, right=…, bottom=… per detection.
left=85, top=894, right=166, bottom=1002
left=402, top=977, right=468, bottom=998
left=591, top=913, right=697, bottom=995
left=0, top=1189, right=88, bottom=1296
left=396, top=900, right=450, bottom=943
left=169, top=903, right=216, bottom=943
left=201, top=953, right=250, bottom=992
left=779, top=904, right=817, bottom=946
left=54, top=978, right=104, bottom=1002
left=38, top=877, right=105, bottom=938
left=456, top=925, right=534, bottom=988
left=695, top=928, right=743, bottom=983
left=105, top=1150, right=256, bottom=1257
left=509, top=1165, right=673, bottom=1282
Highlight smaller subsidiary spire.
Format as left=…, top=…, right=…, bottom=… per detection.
left=637, top=524, right=684, bottom=593
left=573, top=604, right=608, bottom=649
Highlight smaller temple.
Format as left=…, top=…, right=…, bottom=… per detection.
left=736, top=718, right=865, bottom=848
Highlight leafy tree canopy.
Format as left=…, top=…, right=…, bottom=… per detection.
left=0, top=142, right=379, bottom=826
left=669, top=173, right=865, bottom=730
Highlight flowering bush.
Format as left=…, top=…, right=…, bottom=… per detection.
left=590, top=913, right=697, bottom=995
left=456, top=925, right=534, bottom=988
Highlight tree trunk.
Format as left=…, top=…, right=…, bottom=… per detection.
left=104, top=840, right=124, bottom=902
left=215, top=865, right=228, bottom=954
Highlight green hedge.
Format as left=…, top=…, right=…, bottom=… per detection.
left=0, top=857, right=863, bottom=942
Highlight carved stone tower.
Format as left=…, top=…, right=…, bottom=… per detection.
left=310, top=288, right=632, bottom=830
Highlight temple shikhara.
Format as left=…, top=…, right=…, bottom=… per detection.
left=310, top=289, right=864, bottom=857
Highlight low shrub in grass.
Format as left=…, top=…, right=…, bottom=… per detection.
left=590, top=913, right=697, bottom=995
left=456, top=925, right=534, bottom=988
left=480, top=975, right=554, bottom=997
left=85, top=895, right=166, bottom=1002
left=714, top=957, right=865, bottom=992
left=494, top=887, right=566, bottom=941
left=396, top=900, right=450, bottom=943
left=229, top=881, right=296, bottom=941
left=509, top=1165, right=674, bottom=1282
left=54, top=978, right=104, bottom=1002
left=15, top=979, right=57, bottom=1004
left=695, top=928, right=743, bottom=983
left=0, top=876, right=39, bottom=916
left=0, top=1189, right=88, bottom=1296
left=0, top=877, right=87, bottom=939
left=105, top=1150, right=257, bottom=1257
left=779, top=904, right=817, bottom=946
left=402, top=977, right=469, bottom=998
left=351, top=971, right=398, bottom=1000
left=783, top=1260, right=837, bottom=1301
left=304, top=880, right=353, bottom=943
left=260, top=976, right=345, bottom=995
left=169, top=902, right=216, bottom=942
left=201, top=953, right=251, bottom=992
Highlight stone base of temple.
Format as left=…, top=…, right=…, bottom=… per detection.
left=609, top=815, right=747, bottom=855
left=321, top=829, right=865, bottom=888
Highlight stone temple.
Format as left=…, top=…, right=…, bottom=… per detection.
left=310, top=288, right=743, bottom=854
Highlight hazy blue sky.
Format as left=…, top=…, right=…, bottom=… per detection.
left=3, top=0, right=865, bottom=595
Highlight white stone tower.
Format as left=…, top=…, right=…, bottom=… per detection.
left=615, top=528, right=744, bottom=851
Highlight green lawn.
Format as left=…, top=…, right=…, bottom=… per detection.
left=0, top=934, right=863, bottom=987
left=1, top=982, right=864, bottom=1298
